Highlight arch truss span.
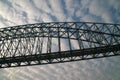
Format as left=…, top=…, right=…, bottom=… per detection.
left=0, top=22, right=120, bottom=68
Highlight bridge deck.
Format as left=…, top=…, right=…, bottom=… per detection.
left=0, top=44, right=119, bottom=68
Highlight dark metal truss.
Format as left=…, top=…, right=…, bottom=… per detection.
left=0, top=22, right=120, bottom=68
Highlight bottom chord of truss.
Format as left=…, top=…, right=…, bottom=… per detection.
left=0, top=44, right=120, bottom=68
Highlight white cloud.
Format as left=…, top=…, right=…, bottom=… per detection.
left=109, top=0, right=120, bottom=10
left=89, top=0, right=112, bottom=23
left=88, top=0, right=120, bottom=23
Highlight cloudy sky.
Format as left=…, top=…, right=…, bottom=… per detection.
left=0, top=0, right=120, bottom=80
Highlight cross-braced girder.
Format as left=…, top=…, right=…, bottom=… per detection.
left=0, top=22, right=120, bottom=68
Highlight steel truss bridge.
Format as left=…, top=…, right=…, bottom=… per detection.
left=0, top=22, right=120, bottom=68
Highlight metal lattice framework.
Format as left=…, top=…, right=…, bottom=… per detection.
left=0, top=22, right=120, bottom=68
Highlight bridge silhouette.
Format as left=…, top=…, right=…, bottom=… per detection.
left=0, top=22, right=120, bottom=68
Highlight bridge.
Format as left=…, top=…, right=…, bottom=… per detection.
left=0, top=22, right=120, bottom=68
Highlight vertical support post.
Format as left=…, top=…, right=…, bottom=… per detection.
left=76, top=23, right=84, bottom=49
left=47, top=27, right=52, bottom=62
left=75, top=23, right=84, bottom=59
left=66, top=25, right=72, bottom=60
left=58, top=26, right=61, bottom=61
